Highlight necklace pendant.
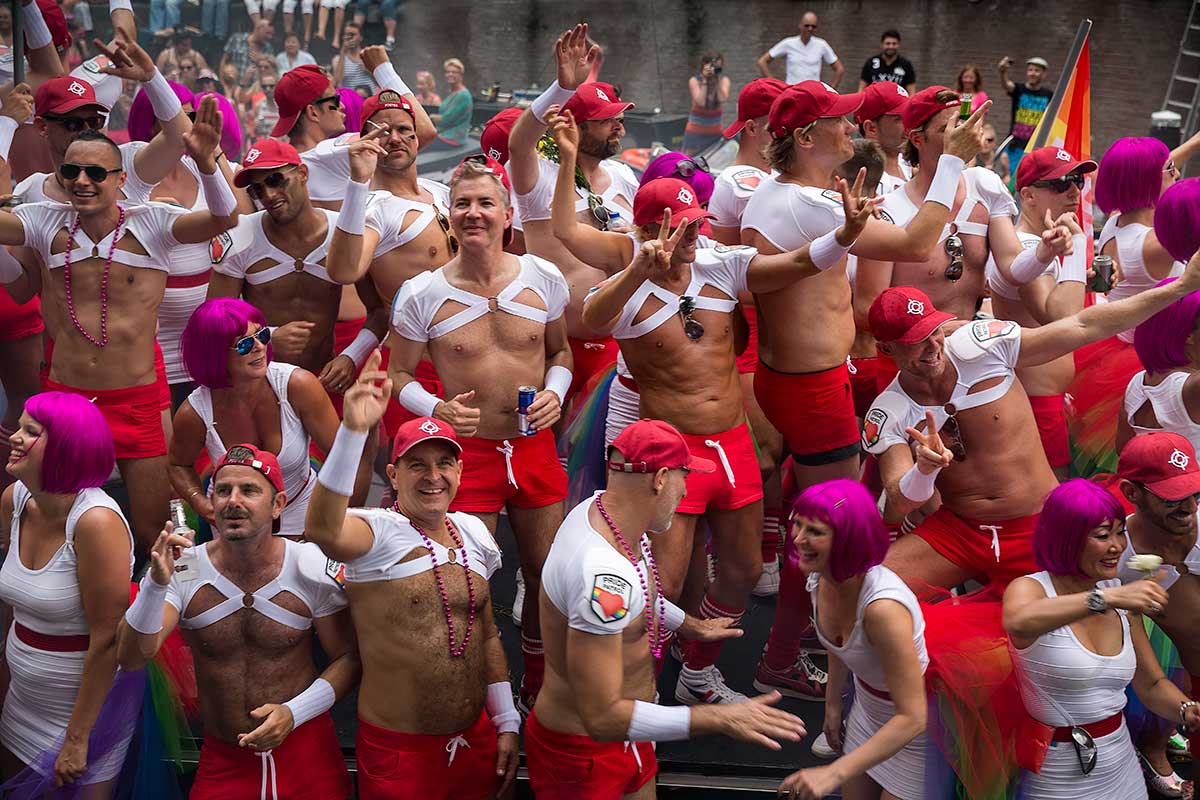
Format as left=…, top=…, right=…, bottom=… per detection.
left=293, top=258, right=305, bottom=272
left=447, top=548, right=457, bottom=563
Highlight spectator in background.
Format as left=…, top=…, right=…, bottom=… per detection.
left=283, top=0, right=314, bottom=48
left=277, top=31, right=316, bottom=73
left=858, top=29, right=915, bottom=93
left=197, top=67, right=221, bottom=96
left=956, top=64, right=989, bottom=116
left=156, top=30, right=209, bottom=76
left=201, top=0, right=230, bottom=43
left=998, top=54, right=1054, bottom=182
left=149, top=0, right=182, bottom=38
left=352, top=0, right=398, bottom=51
left=332, top=22, right=375, bottom=94
left=315, top=0, right=348, bottom=49
left=976, top=122, right=1009, bottom=184
left=430, top=57, right=471, bottom=148
left=415, top=70, right=441, bottom=106
left=757, top=10, right=843, bottom=87
left=683, top=50, right=731, bottom=155
left=176, top=55, right=201, bottom=92
left=222, top=19, right=273, bottom=81
left=219, top=62, right=241, bottom=101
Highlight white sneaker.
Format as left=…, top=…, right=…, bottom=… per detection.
left=675, top=665, right=749, bottom=705
left=811, top=731, right=838, bottom=759
left=512, top=571, right=525, bottom=628
left=752, top=559, right=781, bottom=597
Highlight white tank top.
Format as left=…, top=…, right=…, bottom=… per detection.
left=1123, top=370, right=1200, bottom=453
left=1012, top=571, right=1134, bottom=726
left=1101, top=215, right=1185, bottom=342
left=0, top=484, right=133, bottom=636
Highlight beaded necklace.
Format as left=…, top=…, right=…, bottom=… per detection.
left=392, top=504, right=476, bottom=658
left=62, top=206, right=126, bottom=348
left=594, top=492, right=667, bottom=660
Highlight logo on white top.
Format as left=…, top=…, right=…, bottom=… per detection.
left=677, top=187, right=694, bottom=205
left=245, top=148, right=261, bottom=164
left=68, top=81, right=87, bottom=96
left=419, top=419, right=441, bottom=435
left=1055, top=149, right=1072, bottom=162
left=1169, top=449, right=1190, bottom=471
left=906, top=299, right=925, bottom=315
left=595, top=88, right=611, bottom=102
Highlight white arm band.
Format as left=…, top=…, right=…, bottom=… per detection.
left=125, top=579, right=170, bottom=635
left=0, top=246, right=23, bottom=283
left=0, top=117, right=18, bottom=162
left=531, top=81, right=577, bottom=123
left=1008, top=242, right=1054, bottom=285
left=627, top=700, right=692, bottom=742
left=143, top=70, right=183, bottom=121
left=372, top=62, right=411, bottom=96
left=338, top=328, right=380, bottom=369
left=317, top=424, right=369, bottom=497
left=485, top=682, right=521, bottom=734
left=283, top=677, right=335, bottom=729
left=108, top=0, right=133, bottom=13
left=398, top=380, right=441, bottom=418
left=544, top=364, right=572, bottom=405
left=809, top=228, right=852, bottom=271
left=336, top=180, right=369, bottom=236
left=21, top=0, right=53, bottom=49
left=897, top=462, right=941, bottom=504
left=661, top=598, right=686, bottom=632
left=924, top=154, right=965, bottom=210
left=199, top=170, right=238, bottom=217
left=1057, top=234, right=1088, bottom=284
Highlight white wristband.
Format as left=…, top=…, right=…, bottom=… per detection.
left=898, top=461, right=941, bottom=504
left=398, top=380, right=441, bottom=418
left=125, top=577, right=170, bottom=635
left=544, top=364, right=572, bottom=405
left=0, top=247, right=22, bottom=283
left=144, top=70, right=183, bottom=121
left=338, top=328, right=380, bottom=369
left=0, top=117, right=17, bottom=162
left=372, top=62, right=410, bottom=96
left=1057, top=234, right=1088, bottom=284
left=485, top=681, right=521, bottom=734
left=21, top=0, right=53, bottom=49
left=531, top=81, right=577, bottom=123
left=283, top=677, right=335, bottom=729
left=661, top=598, right=686, bottom=632
left=317, top=424, right=369, bottom=497
left=924, top=154, right=965, bottom=210
left=809, top=228, right=852, bottom=271
left=108, top=0, right=133, bottom=13
left=200, top=170, right=238, bottom=217
left=1008, top=242, right=1054, bottom=285
left=336, top=180, right=369, bottom=235
left=627, top=700, right=692, bottom=742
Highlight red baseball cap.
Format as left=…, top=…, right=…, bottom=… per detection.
left=451, top=155, right=514, bottom=245
left=391, top=416, right=462, bottom=462
left=480, top=107, right=522, bottom=164
left=213, top=444, right=287, bottom=495
left=724, top=78, right=788, bottom=139
left=271, top=64, right=331, bottom=138
left=868, top=287, right=956, bottom=344
left=563, top=82, right=634, bottom=122
left=855, top=81, right=910, bottom=125
left=32, top=0, right=72, bottom=51
left=360, top=89, right=415, bottom=130
left=1118, top=432, right=1200, bottom=502
left=233, top=139, right=303, bottom=187
left=901, top=85, right=959, bottom=132
left=632, top=177, right=716, bottom=227
left=1015, top=146, right=1098, bottom=191
left=608, top=419, right=715, bottom=474
left=34, top=75, right=108, bottom=116
left=769, top=81, right=863, bottom=139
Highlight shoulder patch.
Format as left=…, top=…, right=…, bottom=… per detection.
left=209, top=231, right=233, bottom=264
left=334, top=132, right=360, bottom=148
left=863, top=407, right=888, bottom=448
left=821, top=189, right=842, bottom=203
left=590, top=573, right=633, bottom=624
left=732, top=169, right=762, bottom=193
left=324, top=558, right=346, bottom=589
left=970, top=319, right=1017, bottom=342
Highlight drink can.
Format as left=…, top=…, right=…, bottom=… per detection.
left=1091, top=255, right=1114, bottom=294
left=518, top=385, right=537, bottom=435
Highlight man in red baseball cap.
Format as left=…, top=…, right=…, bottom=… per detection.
left=861, top=271, right=1200, bottom=594
left=854, top=80, right=911, bottom=194
left=305, top=354, right=521, bottom=800
left=118, top=442, right=358, bottom=800
left=709, top=78, right=787, bottom=246
left=478, top=107, right=528, bottom=253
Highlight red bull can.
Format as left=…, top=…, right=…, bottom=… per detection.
left=518, top=386, right=537, bottom=435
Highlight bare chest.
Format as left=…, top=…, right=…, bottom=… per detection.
left=183, top=583, right=312, bottom=655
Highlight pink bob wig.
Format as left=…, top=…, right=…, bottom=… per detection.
left=1095, top=137, right=1170, bottom=215
left=192, top=91, right=244, bottom=160
left=127, top=80, right=194, bottom=144
left=789, top=478, right=889, bottom=582
left=1154, top=177, right=1200, bottom=264
left=23, top=392, right=115, bottom=494
left=180, top=298, right=270, bottom=389
left=639, top=151, right=715, bottom=206
left=338, top=87, right=363, bottom=134
left=1134, top=277, right=1200, bottom=373
left=1033, top=479, right=1125, bottom=579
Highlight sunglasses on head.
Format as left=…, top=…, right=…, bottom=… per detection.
left=673, top=156, right=710, bottom=179
left=245, top=167, right=297, bottom=197
left=678, top=295, right=705, bottom=341
left=941, top=408, right=967, bottom=462
left=312, top=93, right=342, bottom=110
left=232, top=326, right=271, bottom=356
left=59, top=163, right=121, bottom=182
left=432, top=207, right=460, bottom=255
left=1031, top=173, right=1085, bottom=193
left=943, top=234, right=964, bottom=281
left=45, top=114, right=105, bottom=133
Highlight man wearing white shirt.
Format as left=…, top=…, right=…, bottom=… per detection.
left=757, top=11, right=843, bottom=87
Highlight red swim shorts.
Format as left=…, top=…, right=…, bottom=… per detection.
left=356, top=709, right=498, bottom=800
left=848, top=355, right=882, bottom=418
left=912, top=506, right=1039, bottom=588
left=190, top=713, right=350, bottom=800
left=0, top=289, right=43, bottom=341
left=568, top=336, right=619, bottom=402
left=450, top=428, right=567, bottom=513
left=754, top=360, right=860, bottom=465
left=735, top=304, right=760, bottom=374
left=1029, top=394, right=1070, bottom=469
left=526, top=709, right=655, bottom=800
left=676, top=422, right=764, bottom=514
left=43, top=377, right=167, bottom=459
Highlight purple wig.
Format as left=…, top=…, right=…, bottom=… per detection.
left=23, top=392, right=115, bottom=494
left=1134, top=277, right=1200, bottom=372
left=127, top=80, right=194, bottom=143
left=789, top=478, right=889, bottom=582
left=1095, top=137, right=1169, bottom=214
left=1033, top=479, right=1125, bottom=579
left=639, top=151, right=716, bottom=206
left=192, top=91, right=243, bottom=160
left=1154, top=177, right=1200, bottom=264
left=338, top=87, right=363, bottom=134
left=180, top=298, right=269, bottom=389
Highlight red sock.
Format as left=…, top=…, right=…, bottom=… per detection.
left=761, top=508, right=782, bottom=563
left=520, top=634, right=544, bottom=697
left=763, top=543, right=813, bottom=671
left=684, top=595, right=743, bottom=670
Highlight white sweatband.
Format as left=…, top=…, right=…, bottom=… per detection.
left=924, top=154, right=965, bottom=210
left=125, top=578, right=170, bottom=635
left=661, top=598, right=686, bottom=632
left=144, top=70, right=183, bottom=121
left=485, top=682, right=521, bottom=734
left=0, top=117, right=17, bottom=162
left=283, top=677, right=335, bottom=729
left=21, top=0, right=53, bottom=49
left=336, top=180, right=369, bottom=235
left=531, top=80, right=577, bottom=123
left=809, top=228, right=852, bottom=271
left=372, top=62, right=410, bottom=96
left=0, top=247, right=22, bottom=283
left=1057, top=234, right=1088, bottom=284
left=200, top=170, right=238, bottom=217
left=627, top=700, right=692, bottom=742
left=317, top=424, right=368, bottom=497
left=1008, top=242, right=1055, bottom=285
left=338, top=328, right=380, bottom=369
left=544, top=364, right=572, bottom=405
left=897, top=462, right=941, bottom=504
left=399, top=380, right=441, bottom=418
left=108, top=0, right=133, bottom=13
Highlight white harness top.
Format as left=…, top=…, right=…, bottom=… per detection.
left=708, top=165, right=769, bottom=230
left=215, top=208, right=338, bottom=285
left=15, top=200, right=185, bottom=271
left=342, top=507, right=501, bottom=583
left=1123, top=370, right=1200, bottom=456
left=517, top=155, right=639, bottom=225
left=364, top=179, right=451, bottom=257
left=1100, top=214, right=1185, bottom=343
left=878, top=166, right=1016, bottom=243
left=741, top=175, right=842, bottom=251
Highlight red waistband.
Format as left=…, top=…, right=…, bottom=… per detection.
left=617, top=374, right=639, bottom=393
left=165, top=269, right=212, bottom=289
left=14, top=622, right=90, bottom=652
left=1051, top=710, right=1123, bottom=742
left=356, top=709, right=491, bottom=748
left=43, top=377, right=163, bottom=405
left=856, top=676, right=891, bottom=702
left=944, top=507, right=1041, bottom=533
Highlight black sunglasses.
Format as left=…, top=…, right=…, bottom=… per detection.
left=59, top=163, right=121, bottom=182
left=678, top=295, right=705, bottom=341
left=943, top=234, right=964, bottom=281
left=1070, top=726, right=1098, bottom=776
left=312, top=93, right=342, bottom=110
left=941, top=407, right=967, bottom=462
left=433, top=207, right=460, bottom=255
left=674, top=156, right=710, bottom=179
left=587, top=193, right=613, bottom=230
left=232, top=326, right=271, bottom=356
left=45, top=115, right=105, bottom=133
left=245, top=167, right=297, bottom=197
left=1031, top=173, right=1085, bottom=193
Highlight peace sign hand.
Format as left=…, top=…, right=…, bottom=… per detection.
left=835, top=168, right=883, bottom=245
left=632, top=207, right=688, bottom=279
left=554, top=23, right=600, bottom=90
left=905, top=410, right=953, bottom=474
left=92, top=33, right=156, bottom=84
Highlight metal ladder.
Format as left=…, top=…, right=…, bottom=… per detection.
left=1164, top=0, right=1200, bottom=137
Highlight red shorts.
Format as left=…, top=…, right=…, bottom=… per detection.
left=450, top=428, right=567, bottom=513
left=356, top=710, right=498, bottom=800
left=525, top=709, right=655, bottom=800
left=377, top=345, right=437, bottom=437
left=754, top=361, right=860, bottom=465
left=0, top=289, right=43, bottom=341
left=735, top=304, right=759, bottom=374
left=874, top=347, right=899, bottom=394
left=1029, top=394, right=1070, bottom=469
left=676, top=422, right=763, bottom=514
left=848, top=356, right=883, bottom=418
left=913, top=507, right=1039, bottom=587
left=567, top=336, right=619, bottom=402
left=43, top=377, right=167, bottom=459
left=190, top=713, right=350, bottom=800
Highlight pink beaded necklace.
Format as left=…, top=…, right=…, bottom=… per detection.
left=594, top=492, right=667, bottom=660
left=62, top=206, right=126, bottom=348
left=392, top=503, right=476, bottom=658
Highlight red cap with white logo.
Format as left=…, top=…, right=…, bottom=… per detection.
left=768, top=81, right=864, bottom=139
left=213, top=444, right=287, bottom=495
left=360, top=89, right=415, bottom=129
left=854, top=81, right=910, bottom=125
left=233, top=140, right=303, bottom=187
left=608, top=419, right=715, bottom=474
left=1015, top=146, right=1098, bottom=191
left=480, top=107, right=523, bottom=164
left=632, top=177, right=717, bottom=227
left=563, top=82, right=634, bottom=122
left=391, top=417, right=463, bottom=462
left=868, top=286, right=956, bottom=344
left=34, top=75, right=108, bottom=115
left=900, top=85, right=959, bottom=132
left=1118, top=432, right=1200, bottom=502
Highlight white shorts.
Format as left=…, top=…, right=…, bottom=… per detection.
left=319, top=0, right=347, bottom=9
left=282, top=0, right=314, bottom=12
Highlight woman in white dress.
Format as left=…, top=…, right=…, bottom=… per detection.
left=1003, top=478, right=1200, bottom=799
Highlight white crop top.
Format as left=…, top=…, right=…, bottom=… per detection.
left=986, top=231, right=1064, bottom=301
left=342, top=507, right=500, bottom=583
left=741, top=175, right=842, bottom=251
left=878, top=166, right=1016, bottom=242
left=364, top=179, right=451, bottom=257
left=1116, top=521, right=1200, bottom=591
left=517, top=155, right=639, bottom=225
left=1123, top=370, right=1200, bottom=455
left=709, top=165, right=769, bottom=229
left=1101, top=214, right=1185, bottom=308
left=15, top=200, right=186, bottom=272
left=216, top=208, right=338, bottom=285
left=300, top=133, right=358, bottom=203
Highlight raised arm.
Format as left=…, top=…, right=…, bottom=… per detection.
left=326, top=130, right=388, bottom=284
left=290, top=366, right=377, bottom=505
left=115, top=524, right=187, bottom=671
left=989, top=211, right=1076, bottom=287
left=19, top=0, right=67, bottom=83
left=167, top=402, right=215, bottom=523
left=581, top=212, right=686, bottom=334
left=998, top=57, right=1016, bottom=95
left=361, top=47, right=437, bottom=148
left=169, top=97, right=239, bottom=243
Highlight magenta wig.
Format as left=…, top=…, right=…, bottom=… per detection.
left=1134, top=277, right=1200, bottom=372
left=789, top=479, right=889, bottom=582
left=338, top=87, right=363, bottom=134
left=23, top=392, right=115, bottom=494
left=1033, top=479, right=1125, bottom=579
left=1096, top=137, right=1170, bottom=214
left=639, top=151, right=716, bottom=206
left=127, top=80, right=194, bottom=143
left=192, top=91, right=243, bottom=160
left=1154, top=177, right=1200, bottom=264
left=180, top=298, right=269, bottom=389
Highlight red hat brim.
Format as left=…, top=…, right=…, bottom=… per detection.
left=1145, top=471, right=1200, bottom=502
left=233, top=160, right=299, bottom=188
left=895, top=311, right=956, bottom=344
left=723, top=119, right=748, bottom=139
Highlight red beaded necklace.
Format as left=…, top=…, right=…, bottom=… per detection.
left=392, top=503, right=476, bottom=658
left=62, top=206, right=126, bottom=348
left=594, top=492, right=667, bottom=660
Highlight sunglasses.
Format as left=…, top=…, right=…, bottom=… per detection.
left=941, top=408, right=967, bottom=462
left=1031, top=173, right=1085, bottom=193
left=1140, top=484, right=1200, bottom=509
left=587, top=193, right=613, bottom=230
left=943, top=234, right=964, bottom=281
left=245, top=167, right=297, bottom=197
left=59, top=163, right=121, bottom=182
left=232, top=326, right=271, bottom=356
left=1070, top=726, right=1098, bottom=776
left=44, top=115, right=105, bottom=133
left=674, top=156, right=710, bottom=179
left=678, top=295, right=705, bottom=341
left=433, top=207, right=460, bottom=255
left=312, top=93, right=342, bottom=110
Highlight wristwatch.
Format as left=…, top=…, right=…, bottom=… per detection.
left=1086, top=587, right=1108, bottom=614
